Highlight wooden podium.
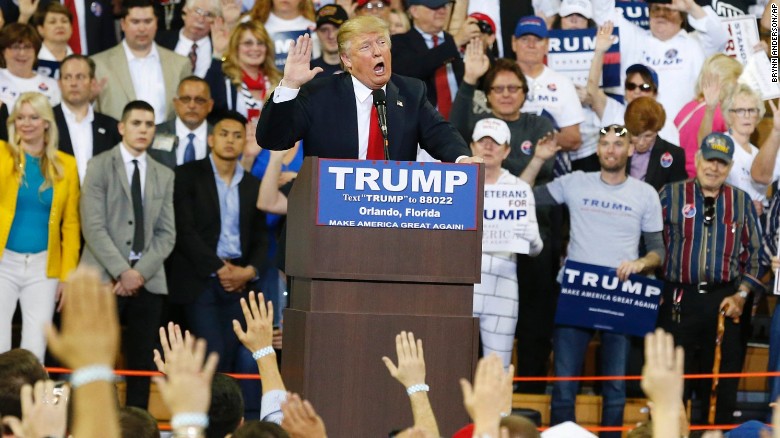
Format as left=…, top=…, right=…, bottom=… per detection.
left=280, top=157, right=483, bottom=436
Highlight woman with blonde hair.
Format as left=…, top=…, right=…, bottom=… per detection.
left=205, top=21, right=282, bottom=123
left=0, top=91, right=80, bottom=361
left=244, top=0, right=318, bottom=63
left=674, top=53, right=743, bottom=177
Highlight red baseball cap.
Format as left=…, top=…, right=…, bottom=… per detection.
left=469, top=12, right=496, bottom=35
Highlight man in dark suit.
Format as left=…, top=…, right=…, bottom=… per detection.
left=55, top=54, right=121, bottom=183
left=4, top=0, right=116, bottom=54
left=79, top=100, right=176, bottom=409
left=256, top=16, right=477, bottom=164
left=168, top=111, right=267, bottom=372
left=155, top=0, right=219, bottom=78
left=149, top=76, right=214, bottom=169
left=391, top=0, right=480, bottom=120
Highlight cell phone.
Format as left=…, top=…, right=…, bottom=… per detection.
left=476, top=20, right=494, bottom=35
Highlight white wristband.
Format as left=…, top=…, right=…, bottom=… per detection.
left=406, top=383, right=429, bottom=396
left=171, top=412, right=209, bottom=429
left=252, top=346, right=275, bottom=360
left=70, top=365, right=115, bottom=388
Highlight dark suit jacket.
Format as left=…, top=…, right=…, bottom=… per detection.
left=391, top=30, right=464, bottom=109
left=167, top=158, right=268, bottom=303
left=54, top=105, right=120, bottom=158
left=149, top=119, right=213, bottom=169
left=628, top=137, right=688, bottom=192
left=203, top=60, right=238, bottom=121
left=1, top=0, right=117, bottom=54
left=256, top=73, right=470, bottom=162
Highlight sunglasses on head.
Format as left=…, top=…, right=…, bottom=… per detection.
left=625, top=82, right=654, bottom=92
left=599, top=124, right=628, bottom=137
left=703, top=196, right=715, bottom=226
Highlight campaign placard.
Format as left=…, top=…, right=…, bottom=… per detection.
left=316, top=159, right=480, bottom=230
left=722, top=15, right=760, bottom=65
left=482, top=184, right=532, bottom=254
left=554, top=260, right=663, bottom=337
left=273, top=30, right=310, bottom=70
left=616, top=1, right=649, bottom=30
left=547, top=28, right=621, bottom=87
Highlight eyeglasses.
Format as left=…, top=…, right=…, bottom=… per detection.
left=599, top=124, right=628, bottom=136
left=490, top=85, right=523, bottom=94
left=176, top=96, right=210, bottom=105
left=189, top=7, right=216, bottom=19
left=239, top=40, right=266, bottom=48
left=703, top=196, right=715, bottom=226
left=625, top=82, right=654, bottom=92
left=360, top=2, right=386, bottom=10
left=6, top=43, right=34, bottom=52
left=728, top=108, right=760, bottom=117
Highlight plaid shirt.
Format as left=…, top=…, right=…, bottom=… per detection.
left=659, top=179, right=762, bottom=292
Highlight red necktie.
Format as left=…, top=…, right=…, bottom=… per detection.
left=64, top=0, right=82, bottom=54
left=367, top=104, right=384, bottom=160
left=432, top=35, right=452, bottom=120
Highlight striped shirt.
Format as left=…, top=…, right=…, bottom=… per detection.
left=760, top=191, right=780, bottom=269
left=660, top=179, right=761, bottom=292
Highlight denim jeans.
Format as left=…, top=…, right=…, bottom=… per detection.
left=550, top=326, right=629, bottom=438
left=769, top=308, right=780, bottom=404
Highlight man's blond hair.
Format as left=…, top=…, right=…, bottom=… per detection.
left=337, top=15, right=391, bottom=56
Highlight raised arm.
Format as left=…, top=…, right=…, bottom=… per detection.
left=46, top=267, right=121, bottom=438
left=232, top=291, right=287, bottom=423
left=257, top=150, right=290, bottom=215
left=587, top=22, right=616, bottom=119
left=641, top=328, right=684, bottom=438
left=382, top=331, right=439, bottom=437
left=520, top=132, right=558, bottom=185
left=696, top=71, right=721, bottom=148
left=752, top=99, right=780, bottom=185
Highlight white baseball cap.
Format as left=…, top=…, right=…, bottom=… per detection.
left=472, top=118, right=511, bottom=145
left=559, top=0, right=593, bottom=19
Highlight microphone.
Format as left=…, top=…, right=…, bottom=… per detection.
left=372, top=89, right=390, bottom=160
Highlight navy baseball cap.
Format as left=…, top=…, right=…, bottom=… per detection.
left=514, top=15, right=548, bottom=39
left=626, top=64, right=659, bottom=89
left=700, top=132, right=735, bottom=163
left=407, top=0, right=453, bottom=8
left=316, top=4, right=348, bottom=28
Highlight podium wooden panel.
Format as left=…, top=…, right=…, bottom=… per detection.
left=281, top=158, right=482, bottom=436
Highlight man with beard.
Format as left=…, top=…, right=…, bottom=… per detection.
left=520, top=124, right=665, bottom=438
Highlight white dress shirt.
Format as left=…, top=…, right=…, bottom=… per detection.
left=122, top=40, right=167, bottom=124
left=61, top=103, right=95, bottom=184
left=119, top=142, right=147, bottom=260
left=175, top=117, right=209, bottom=165
left=174, top=32, right=212, bottom=78
left=119, top=142, right=147, bottom=200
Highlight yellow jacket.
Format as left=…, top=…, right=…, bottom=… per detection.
left=0, top=142, right=81, bottom=281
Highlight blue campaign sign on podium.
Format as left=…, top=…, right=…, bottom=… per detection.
left=315, top=159, right=480, bottom=230
left=554, top=260, right=663, bottom=337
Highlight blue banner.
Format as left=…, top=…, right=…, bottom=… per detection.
left=554, top=260, right=663, bottom=337
left=273, top=30, right=310, bottom=70
left=316, top=159, right=480, bottom=230
left=616, top=1, right=650, bottom=30
left=547, top=28, right=621, bottom=87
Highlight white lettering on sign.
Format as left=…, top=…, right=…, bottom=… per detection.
left=563, top=268, right=662, bottom=298
left=328, top=167, right=469, bottom=193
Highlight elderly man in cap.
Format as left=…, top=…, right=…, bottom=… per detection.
left=513, top=15, right=584, bottom=153
left=312, top=4, right=349, bottom=78
left=658, top=132, right=762, bottom=424
left=391, top=0, right=482, bottom=120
